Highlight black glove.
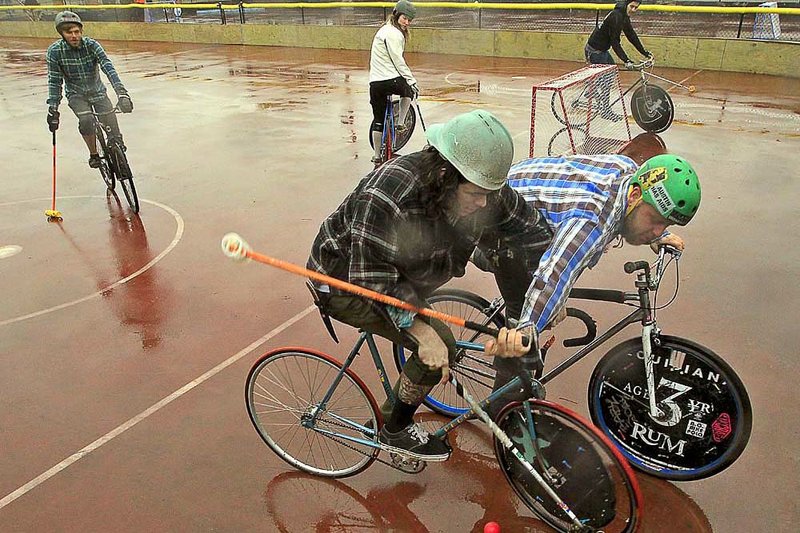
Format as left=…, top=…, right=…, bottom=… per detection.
left=117, top=93, right=133, bottom=113
left=410, top=83, right=419, bottom=99
left=645, top=51, right=654, bottom=59
left=47, top=107, right=60, bottom=132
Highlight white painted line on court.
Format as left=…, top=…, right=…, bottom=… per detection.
left=0, top=305, right=316, bottom=510
left=0, top=197, right=183, bottom=327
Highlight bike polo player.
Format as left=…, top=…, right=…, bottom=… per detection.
left=369, top=0, right=419, bottom=165
left=584, top=0, right=653, bottom=121
left=46, top=11, right=133, bottom=169
left=481, top=153, right=701, bottom=417
left=307, top=110, right=552, bottom=461
left=586, top=0, right=653, bottom=69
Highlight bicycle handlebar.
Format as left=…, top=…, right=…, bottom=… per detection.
left=624, top=57, right=655, bottom=71
left=562, top=308, right=598, bottom=348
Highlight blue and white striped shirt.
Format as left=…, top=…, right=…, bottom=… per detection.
left=507, top=154, right=639, bottom=331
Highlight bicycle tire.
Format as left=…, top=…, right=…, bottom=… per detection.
left=393, top=289, right=503, bottom=417
left=588, top=335, right=752, bottom=481
left=245, top=347, right=381, bottom=478
left=494, top=400, right=641, bottom=532
left=630, top=84, right=674, bottom=133
left=547, top=126, right=588, bottom=157
left=110, top=144, right=139, bottom=213
left=95, top=128, right=115, bottom=191
left=550, top=89, right=590, bottom=129
left=368, top=102, right=417, bottom=153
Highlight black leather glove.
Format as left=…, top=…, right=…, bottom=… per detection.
left=410, top=83, right=419, bottom=99
left=47, top=107, right=60, bottom=132
left=117, top=93, right=133, bottom=113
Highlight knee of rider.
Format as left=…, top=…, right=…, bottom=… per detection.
left=78, top=116, right=94, bottom=135
left=371, top=121, right=384, bottom=133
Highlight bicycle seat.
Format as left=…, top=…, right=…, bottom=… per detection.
left=305, top=281, right=340, bottom=344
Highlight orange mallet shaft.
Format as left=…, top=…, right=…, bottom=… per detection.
left=221, top=233, right=499, bottom=336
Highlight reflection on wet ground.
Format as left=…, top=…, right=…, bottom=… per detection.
left=264, top=414, right=712, bottom=532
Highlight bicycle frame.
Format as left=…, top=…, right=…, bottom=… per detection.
left=470, top=247, right=678, bottom=421
left=299, top=329, right=594, bottom=529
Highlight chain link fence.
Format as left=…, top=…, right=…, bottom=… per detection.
left=1, top=1, right=798, bottom=41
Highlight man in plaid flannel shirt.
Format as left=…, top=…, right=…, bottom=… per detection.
left=308, top=110, right=551, bottom=461
left=46, top=11, right=133, bottom=169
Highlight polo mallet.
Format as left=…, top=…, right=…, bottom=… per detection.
left=44, top=130, right=62, bottom=222
left=220, top=232, right=523, bottom=341
left=415, top=101, right=426, bottom=132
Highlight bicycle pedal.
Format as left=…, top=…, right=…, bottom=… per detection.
left=389, top=452, right=427, bottom=473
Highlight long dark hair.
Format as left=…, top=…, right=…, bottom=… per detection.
left=389, top=11, right=410, bottom=40
left=415, top=146, right=468, bottom=220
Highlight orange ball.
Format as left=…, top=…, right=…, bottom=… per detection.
left=484, top=522, right=501, bottom=533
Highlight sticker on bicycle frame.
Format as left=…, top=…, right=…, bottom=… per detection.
left=638, top=167, right=668, bottom=190
left=685, top=419, right=707, bottom=439
left=711, top=413, right=733, bottom=442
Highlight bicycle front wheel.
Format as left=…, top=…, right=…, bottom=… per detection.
left=630, top=84, right=674, bottom=133
left=392, top=103, right=416, bottom=152
left=96, top=130, right=115, bottom=191
left=245, top=348, right=381, bottom=478
left=494, top=400, right=641, bottom=533
left=588, top=335, right=752, bottom=481
left=393, top=289, right=503, bottom=417
left=110, top=144, right=139, bottom=213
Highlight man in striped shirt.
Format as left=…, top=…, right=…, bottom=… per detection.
left=46, top=11, right=133, bottom=169
left=486, top=152, right=701, bottom=414
left=308, top=110, right=550, bottom=460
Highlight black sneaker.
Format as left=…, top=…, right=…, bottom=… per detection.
left=88, top=154, right=102, bottom=168
left=378, top=423, right=450, bottom=462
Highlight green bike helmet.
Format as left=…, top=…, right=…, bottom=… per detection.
left=394, top=0, right=417, bottom=20
left=630, top=154, right=701, bottom=225
left=426, top=109, right=514, bottom=191
left=55, top=11, right=83, bottom=34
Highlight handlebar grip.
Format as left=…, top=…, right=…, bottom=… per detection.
left=464, top=320, right=499, bottom=338
left=624, top=261, right=649, bottom=274
left=562, top=308, right=598, bottom=348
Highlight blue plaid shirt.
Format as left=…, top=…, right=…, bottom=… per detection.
left=507, top=154, right=639, bottom=331
left=46, top=37, right=126, bottom=108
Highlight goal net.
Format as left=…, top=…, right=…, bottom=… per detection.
left=529, top=65, right=632, bottom=158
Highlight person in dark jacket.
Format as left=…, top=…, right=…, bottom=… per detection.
left=583, top=1, right=652, bottom=121
left=586, top=0, right=652, bottom=67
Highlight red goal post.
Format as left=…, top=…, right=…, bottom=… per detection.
left=529, top=65, right=632, bottom=158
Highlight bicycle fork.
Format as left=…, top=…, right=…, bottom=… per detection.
left=456, top=379, right=589, bottom=530
left=641, top=323, right=665, bottom=420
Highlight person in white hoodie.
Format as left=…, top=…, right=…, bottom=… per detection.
left=369, top=0, right=418, bottom=165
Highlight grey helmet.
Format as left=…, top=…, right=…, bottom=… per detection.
left=394, top=0, right=417, bottom=20
left=55, top=11, right=83, bottom=34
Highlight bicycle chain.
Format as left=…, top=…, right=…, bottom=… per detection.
left=315, top=416, right=417, bottom=472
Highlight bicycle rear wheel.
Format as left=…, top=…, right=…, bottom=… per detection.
left=494, top=400, right=641, bottom=533
left=392, top=103, right=416, bottom=152
left=245, top=348, right=381, bottom=478
left=630, top=84, right=674, bottom=133
left=393, top=289, right=503, bottom=417
left=110, top=144, right=139, bottom=213
left=588, top=335, right=752, bottom=481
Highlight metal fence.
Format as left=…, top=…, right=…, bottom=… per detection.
left=1, top=2, right=798, bottom=41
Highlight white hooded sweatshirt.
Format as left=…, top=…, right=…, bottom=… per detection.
left=369, top=23, right=417, bottom=86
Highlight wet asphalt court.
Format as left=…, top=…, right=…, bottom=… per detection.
left=1, top=37, right=799, bottom=531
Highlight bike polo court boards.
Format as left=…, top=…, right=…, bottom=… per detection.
left=1, top=38, right=798, bottom=532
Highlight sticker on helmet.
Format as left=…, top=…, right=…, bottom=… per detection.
left=639, top=167, right=668, bottom=191
left=649, top=182, right=676, bottom=217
